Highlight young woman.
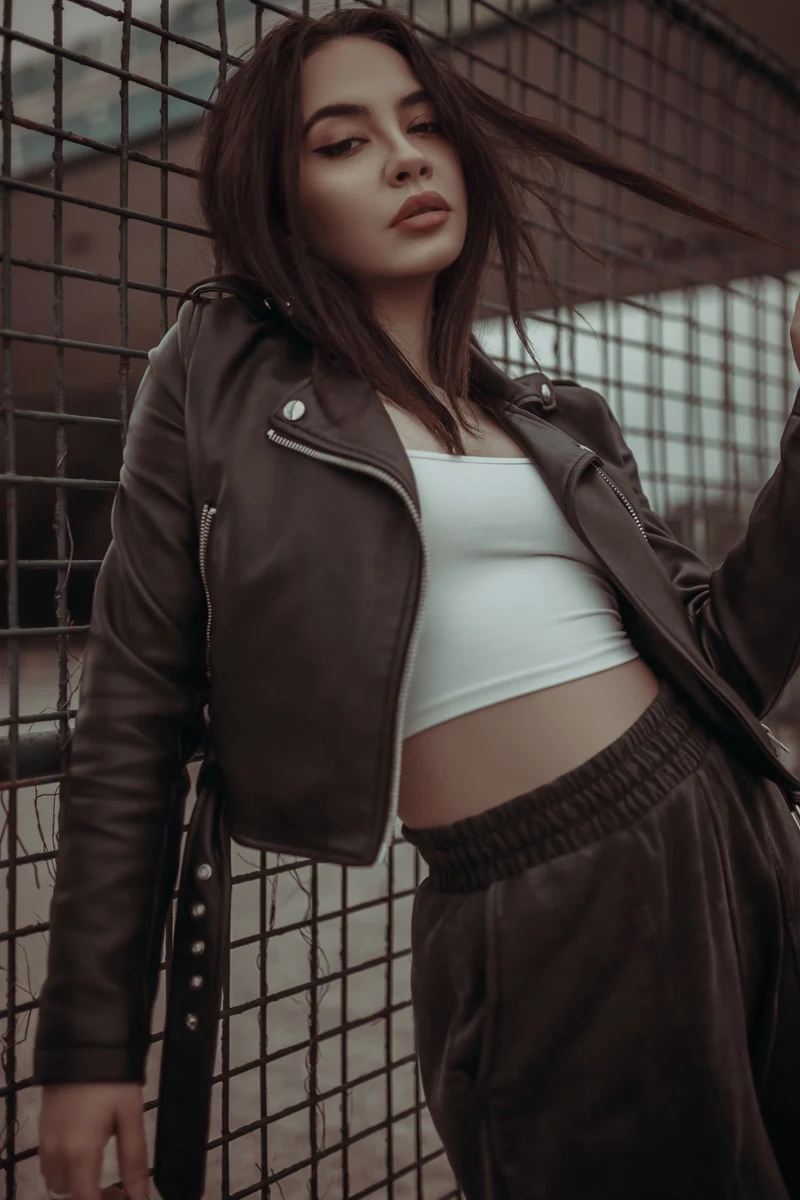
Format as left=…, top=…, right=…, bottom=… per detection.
left=35, top=8, right=800, bottom=1200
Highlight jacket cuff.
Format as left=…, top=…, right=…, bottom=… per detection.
left=33, top=1043, right=147, bottom=1086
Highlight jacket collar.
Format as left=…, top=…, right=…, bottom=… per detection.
left=266, top=331, right=589, bottom=508
left=467, top=338, right=560, bottom=416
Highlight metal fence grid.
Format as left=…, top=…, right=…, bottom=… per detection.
left=1, top=0, right=799, bottom=1196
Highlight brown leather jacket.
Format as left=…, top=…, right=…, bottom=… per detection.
left=33, top=291, right=800, bottom=1200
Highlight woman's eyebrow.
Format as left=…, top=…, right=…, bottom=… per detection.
left=302, top=87, right=431, bottom=139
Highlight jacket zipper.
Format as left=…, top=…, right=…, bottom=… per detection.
left=266, top=429, right=428, bottom=867
left=576, top=444, right=649, bottom=543
left=199, top=502, right=216, bottom=682
left=570, top=450, right=793, bottom=770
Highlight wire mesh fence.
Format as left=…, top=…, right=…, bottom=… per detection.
left=1, top=0, right=799, bottom=1196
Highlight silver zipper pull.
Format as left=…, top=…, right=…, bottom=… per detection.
left=761, top=722, right=791, bottom=756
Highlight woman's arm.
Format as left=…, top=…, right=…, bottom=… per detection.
left=592, top=379, right=800, bottom=721
left=33, top=301, right=208, bottom=1088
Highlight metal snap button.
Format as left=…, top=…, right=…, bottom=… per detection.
left=191, top=902, right=206, bottom=919
left=283, top=399, right=306, bottom=421
left=196, top=863, right=212, bottom=881
left=191, top=939, right=205, bottom=955
left=185, top=1014, right=199, bottom=1031
left=189, top=975, right=204, bottom=989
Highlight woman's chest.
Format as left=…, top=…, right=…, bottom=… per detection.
left=379, top=393, right=528, bottom=458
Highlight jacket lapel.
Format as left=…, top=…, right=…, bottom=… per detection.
left=266, top=337, right=650, bottom=587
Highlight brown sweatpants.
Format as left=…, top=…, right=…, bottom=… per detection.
left=403, top=678, right=800, bottom=1200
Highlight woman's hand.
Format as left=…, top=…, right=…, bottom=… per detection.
left=791, top=292, right=800, bottom=372
left=38, top=1082, right=149, bottom=1200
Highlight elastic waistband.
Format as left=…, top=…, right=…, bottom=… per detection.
left=400, top=679, right=710, bottom=892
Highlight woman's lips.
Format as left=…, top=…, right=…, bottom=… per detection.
left=393, top=209, right=451, bottom=231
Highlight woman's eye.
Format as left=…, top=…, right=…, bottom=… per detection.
left=314, top=122, right=441, bottom=158
left=314, top=136, right=362, bottom=158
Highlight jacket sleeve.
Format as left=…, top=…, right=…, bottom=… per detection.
left=586, top=382, right=800, bottom=720
left=33, top=301, right=208, bottom=1086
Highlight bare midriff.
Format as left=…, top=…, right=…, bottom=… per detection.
left=378, top=388, right=663, bottom=832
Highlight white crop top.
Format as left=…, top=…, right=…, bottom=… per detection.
left=403, top=450, right=641, bottom=740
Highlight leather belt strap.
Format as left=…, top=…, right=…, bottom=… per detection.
left=153, top=759, right=231, bottom=1200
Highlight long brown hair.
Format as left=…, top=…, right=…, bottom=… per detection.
left=182, top=6, right=789, bottom=455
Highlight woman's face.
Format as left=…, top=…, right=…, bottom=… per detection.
left=297, top=36, right=468, bottom=295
